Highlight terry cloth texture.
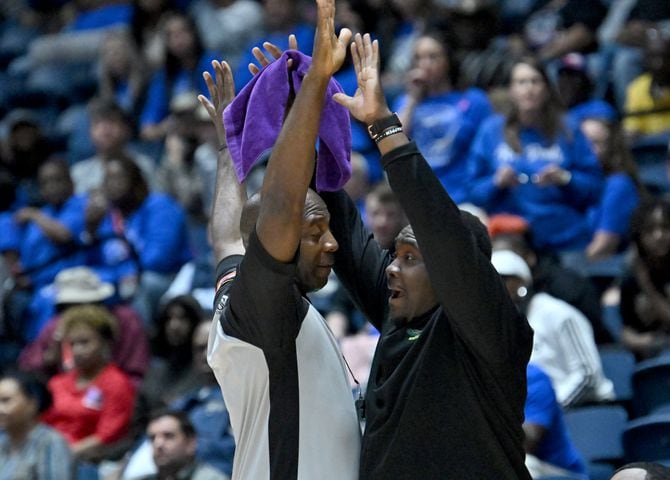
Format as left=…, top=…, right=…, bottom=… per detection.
left=223, top=50, right=352, bottom=192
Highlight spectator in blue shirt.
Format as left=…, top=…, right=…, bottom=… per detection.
left=394, top=29, right=493, bottom=204
left=468, top=57, right=604, bottom=252
left=524, top=363, right=587, bottom=478
left=85, top=157, right=191, bottom=325
left=5, top=159, right=87, bottom=344
left=581, top=117, right=644, bottom=261
left=140, top=12, right=217, bottom=142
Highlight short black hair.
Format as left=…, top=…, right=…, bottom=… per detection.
left=614, top=462, right=670, bottom=479
left=396, top=211, right=492, bottom=259
left=148, top=409, right=196, bottom=438
left=0, top=370, right=52, bottom=413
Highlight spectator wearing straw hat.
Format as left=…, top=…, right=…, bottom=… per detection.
left=18, top=266, right=150, bottom=385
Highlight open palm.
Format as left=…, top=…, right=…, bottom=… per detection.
left=333, top=33, right=390, bottom=124
left=311, top=0, right=352, bottom=78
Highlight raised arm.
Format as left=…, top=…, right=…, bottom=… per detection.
left=335, top=34, right=531, bottom=364
left=198, top=60, right=246, bottom=262
left=256, top=0, right=351, bottom=262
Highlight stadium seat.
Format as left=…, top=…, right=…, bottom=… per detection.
left=622, top=413, right=670, bottom=462
left=599, top=346, right=635, bottom=402
left=563, top=405, right=627, bottom=463
left=588, top=461, right=615, bottom=480
left=633, top=356, right=670, bottom=417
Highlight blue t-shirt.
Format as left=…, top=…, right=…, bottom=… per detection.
left=19, top=195, right=88, bottom=288
left=66, top=3, right=132, bottom=32
left=468, top=114, right=604, bottom=251
left=394, top=88, right=492, bottom=204
left=525, top=364, right=587, bottom=476
left=0, top=212, right=20, bottom=253
left=94, top=193, right=191, bottom=276
left=588, top=172, right=639, bottom=238
left=140, top=51, right=219, bottom=128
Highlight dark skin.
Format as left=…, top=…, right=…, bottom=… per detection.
left=255, top=0, right=350, bottom=284
left=14, top=161, right=75, bottom=245
left=199, top=35, right=340, bottom=294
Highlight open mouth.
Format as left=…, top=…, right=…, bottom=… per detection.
left=389, top=288, right=405, bottom=299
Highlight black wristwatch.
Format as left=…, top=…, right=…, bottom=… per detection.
left=367, top=113, right=402, bottom=141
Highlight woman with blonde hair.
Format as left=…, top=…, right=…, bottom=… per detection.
left=42, top=305, right=135, bottom=462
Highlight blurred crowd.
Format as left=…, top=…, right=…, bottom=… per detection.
left=0, top=0, right=669, bottom=479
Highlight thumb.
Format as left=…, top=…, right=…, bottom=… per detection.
left=332, top=92, right=354, bottom=109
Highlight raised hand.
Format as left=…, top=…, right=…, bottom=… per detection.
left=248, top=35, right=298, bottom=76
left=310, top=0, right=352, bottom=79
left=332, top=33, right=391, bottom=124
left=198, top=60, right=235, bottom=144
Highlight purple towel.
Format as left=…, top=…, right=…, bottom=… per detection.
left=223, top=50, right=352, bottom=192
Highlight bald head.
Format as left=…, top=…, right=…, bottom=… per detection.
left=612, top=462, right=670, bottom=480
left=611, top=469, right=648, bottom=480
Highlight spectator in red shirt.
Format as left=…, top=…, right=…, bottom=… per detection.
left=18, top=266, right=150, bottom=385
left=41, top=304, right=135, bottom=461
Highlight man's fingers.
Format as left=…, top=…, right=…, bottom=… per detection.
left=372, top=39, right=380, bottom=68
left=220, top=61, right=235, bottom=102
left=252, top=46, right=271, bottom=67
left=203, top=71, right=218, bottom=105
left=197, top=94, right=215, bottom=117
left=263, top=42, right=283, bottom=60
left=363, top=33, right=373, bottom=66
left=288, top=34, right=297, bottom=51
left=356, top=34, right=366, bottom=67
left=351, top=36, right=362, bottom=74
left=316, top=0, right=334, bottom=30
left=332, top=92, right=353, bottom=109
left=248, top=63, right=260, bottom=75
left=338, top=28, right=353, bottom=48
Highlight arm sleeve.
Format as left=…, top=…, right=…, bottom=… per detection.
left=321, top=190, right=391, bottom=332
left=382, top=142, right=532, bottom=366
left=58, top=195, right=87, bottom=238
left=553, top=313, right=599, bottom=406
left=524, top=367, right=556, bottom=429
left=595, top=174, right=639, bottom=236
left=222, top=229, right=306, bottom=352
left=136, top=198, right=190, bottom=272
left=213, top=254, right=244, bottom=311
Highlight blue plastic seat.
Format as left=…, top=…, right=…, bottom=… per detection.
left=633, top=356, right=670, bottom=417
left=622, top=413, right=670, bottom=462
left=563, top=405, right=628, bottom=463
left=599, top=346, right=635, bottom=402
